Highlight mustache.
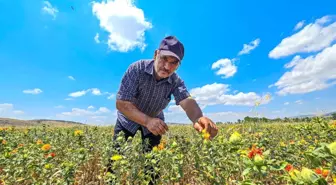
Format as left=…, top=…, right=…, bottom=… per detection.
left=160, top=68, right=170, bottom=73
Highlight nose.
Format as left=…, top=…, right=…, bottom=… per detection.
left=164, top=61, right=174, bottom=71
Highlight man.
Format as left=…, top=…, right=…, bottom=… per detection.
left=108, top=35, right=218, bottom=182
left=114, top=35, right=217, bottom=147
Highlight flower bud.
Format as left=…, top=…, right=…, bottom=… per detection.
left=229, top=131, right=242, bottom=143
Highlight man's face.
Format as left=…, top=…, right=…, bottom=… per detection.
left=153, top=50, right=180, bottom=80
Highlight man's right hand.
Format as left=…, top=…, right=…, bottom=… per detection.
left=145, top=117, right=169, bottom=136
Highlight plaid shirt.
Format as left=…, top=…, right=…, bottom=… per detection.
left=116, top=59, right=191, bottom=136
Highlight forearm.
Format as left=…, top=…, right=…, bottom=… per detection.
left=183, top=98, right=203, bottom=124
left=116, top=100, right=150, bottom=127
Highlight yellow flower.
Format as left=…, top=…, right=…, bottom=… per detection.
left=279, top=141, right=286, bottom=147
left=111, top=155, right=122, bottom=161
left=41, top=144, right=51, bottom=151
left=202, top=131, right=210, bottom=140
left=36, top=139, right=43, bottom=145
left=45, top=164, right=52, bottom=169
left=253, top=154, right=264, bottom=166
left=299, top=139, right=307, bottom=145
left=152, top=146, right=158, bottom=152
left=74, top=130, right=83, bottom=136
left=289, top=169, right=301, bottom=181
left=229, top=131, right=242, bottom=143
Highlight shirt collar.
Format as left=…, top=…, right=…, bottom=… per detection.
left=145, top=60, right=173, bottom=84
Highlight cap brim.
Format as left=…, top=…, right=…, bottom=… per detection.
left=159, top=50, right=181, bottom=61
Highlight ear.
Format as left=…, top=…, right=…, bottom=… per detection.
left=154, top=50, right=159, bottom=59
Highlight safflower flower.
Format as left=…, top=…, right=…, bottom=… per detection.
left=41, top=144, right=51, bottom=151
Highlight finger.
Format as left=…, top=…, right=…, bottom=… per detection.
left=201, top=118, right=209, bottom=133
left=157, top=120, right=167, bottom=134
left=150, top=126, right=159, bottom=136
left=151, top=130, right=158, bottom=136
left=156, top=123, right=166, bottom=135
left=159, top=120, right=169, bottom=131
left=205, top=121, right=211, bottom=134
left=210, top=123, right=218, bottom=138
left=194, top=122, right=203, bottom=132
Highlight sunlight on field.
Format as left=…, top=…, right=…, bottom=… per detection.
left=1, top=119, right=336, bottom=184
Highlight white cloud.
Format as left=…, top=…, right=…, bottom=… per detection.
left=94, top=33, right=100, bottom=43
left=92, top=0, right=152, bottom=52
left=91, top=88, right=102, bottom=95
left=238, top=38, right=260, bottom=56
left=0, top=103, right=25, bottom=118
left=42, top=1, right=59, bottom=20
left=294, top=20, right=305, bottom=31
left=189, top=83, right=271, bottom=107
left=107, top=94, right=115, bottom=100
left=61, top=107, right=111, bottom=117
left=55, top=105, right=64, bottom=109
left=68, top=88, right=104, bottom=98
left=272, top=43, right=336, bottom=95
left=98, top=107, right=111, bottom=113
left=23, top=88, right=43, bottom=95
left=269, top=15, right=336, bottom=59
left=69, top=90, right=88, bottom=97
left=68, top=76, right=75, bottom=81
left=284, top=102, right=289, bottom=105
left=0, top=103, right=13, bottom=112
left=13, top=110, right=25, bottom=115
left=88, top=105, right=95, bottom=109
left=295, top=100, right=303, bottom=104
left=211, top=58, right=237, bottom=78
left=284, top=55, right=301, bottom=69
left=57, top=106, right=114, bottom=125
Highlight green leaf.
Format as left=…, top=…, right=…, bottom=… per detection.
left=242, top=168, right=251, bottom=176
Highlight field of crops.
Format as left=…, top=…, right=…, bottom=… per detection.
left=1, top=118, right=336, bottom=185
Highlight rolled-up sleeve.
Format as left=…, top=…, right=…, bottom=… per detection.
left=116, top=63, right=139, bottom=102
left=173, top=79, right=191, bottom=105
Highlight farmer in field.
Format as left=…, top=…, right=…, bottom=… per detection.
left=108, top=36, right=218, bottom=182
left=114, top=35, right=218, bottom=148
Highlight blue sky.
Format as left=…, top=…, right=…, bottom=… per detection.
left=1, top=0, right=336, bottom=125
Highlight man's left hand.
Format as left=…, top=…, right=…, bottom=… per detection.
left=193, top=116, right=218, bottom=139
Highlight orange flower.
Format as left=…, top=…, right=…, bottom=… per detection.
left=158, top=143, right=165, bottom=150
left=285, top=164, right=294, bottom=172
left=322, top=170, right=329, bottom=178
left=18, top=143, right=24, bottom=147
left=315, top=168, right=329, bottom=178
left=41, top=144, right=51, bottom=151
left=45, top=152, right=56, bottom=158
left=11, top=149, right=18, bottom=154
left=247, top=145, right=263, bottom=159
left=1, top=140, right=6, bottom=145
left=315, top=168, right=322, bottom=174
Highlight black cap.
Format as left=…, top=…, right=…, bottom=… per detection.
left=158, top=36, right=184, bottom=61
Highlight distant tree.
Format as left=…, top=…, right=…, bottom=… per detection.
left=332, top=113, right=336, bottom=120
left=284, top=117, right=289, bottom=122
